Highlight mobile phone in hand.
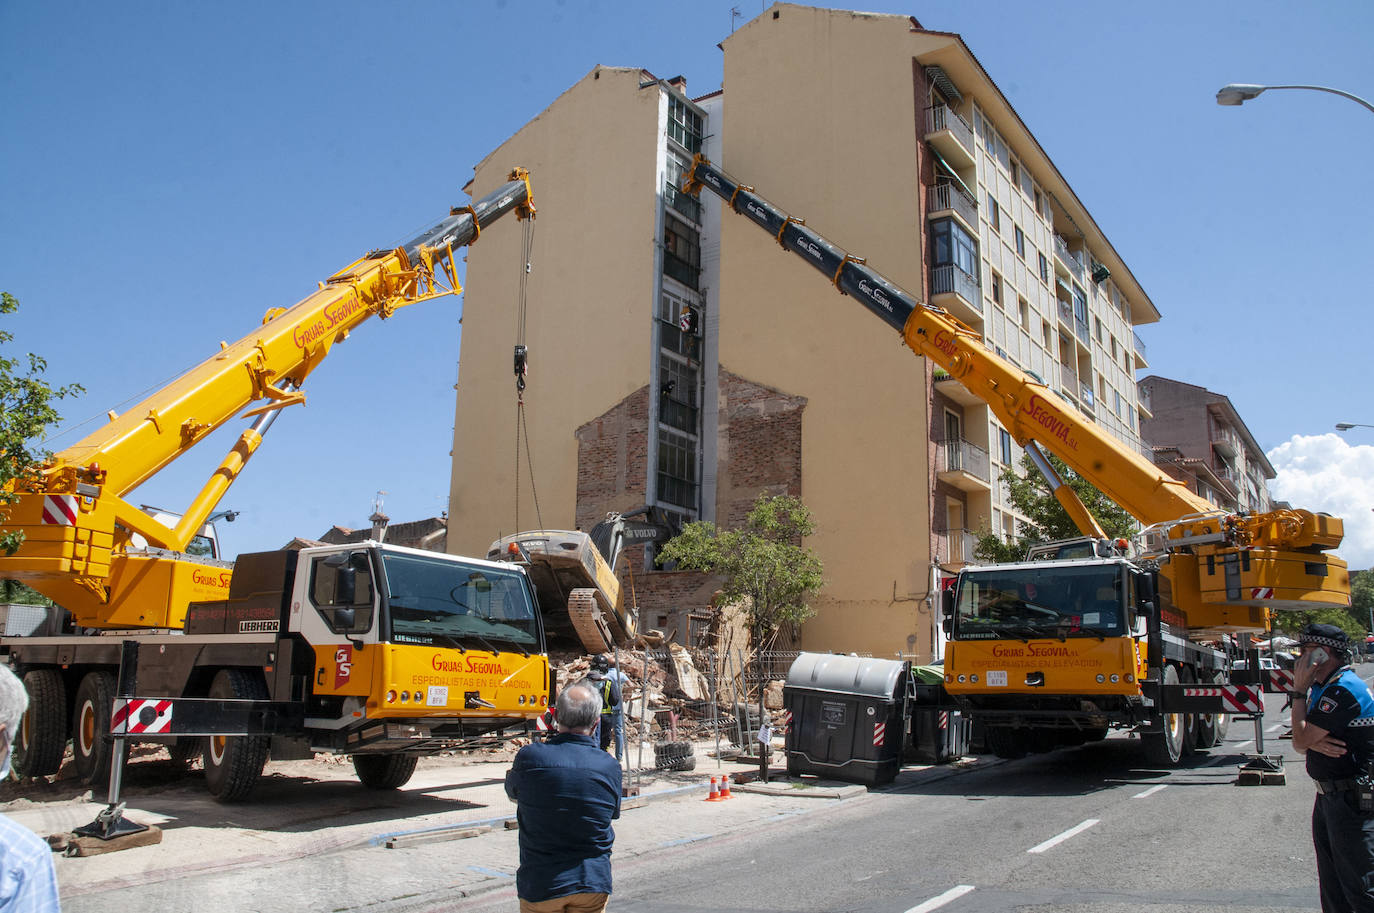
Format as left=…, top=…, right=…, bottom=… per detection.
left=1304, top=647, right=1331, bottom=669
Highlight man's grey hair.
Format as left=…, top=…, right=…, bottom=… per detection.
left=0, top=664, right=28, bottom=735
left=556, top=679, right=602, bottom=733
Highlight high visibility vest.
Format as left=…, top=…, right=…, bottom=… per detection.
left=599, top=677, right=615, bottom=714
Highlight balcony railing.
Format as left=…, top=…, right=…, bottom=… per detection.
left=1132, top=329, right=1147, bottom=363
left=1057, top=298, right=1073, bottom=326
left=1059, top=363, right=1077, bottom=395
left=662, top=251, right=700, bottom=290
left=666, top=182, right=702, bottom=224
left=928, top=179, right=977, bottom=228
left=658, top=319, right=700, bottom=358
left=1054, top=234, right=1086, bottom=282
left=935, top=438, right=990, bottom=482
left=931, top=263, right=980, bottom=311
left=1080, top=383, right=1095, bottom=408
left=925, top=104, right=975, bottom=155
left=934, top=526, right=980, bottom=565
left=1075, top=319, right=1090, bottom=345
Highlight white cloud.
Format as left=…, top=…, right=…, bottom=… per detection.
left=1267, top=433, right=1374, bottom=572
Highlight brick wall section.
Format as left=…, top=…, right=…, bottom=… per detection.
left=574, top=385, right=650, bottom=531
left=570, top=369, right=808, bottom=636
left=715, top=368, right=807, bottom=529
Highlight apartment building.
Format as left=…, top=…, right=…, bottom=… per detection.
left=1137, top=375, right=1275, bottom=515
left=447, top=4, right=1158, bottom=659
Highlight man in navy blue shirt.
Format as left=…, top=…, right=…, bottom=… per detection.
left=1290, top=623, right=1374, bottom=912
left=506, top=679, right=622, bottom=912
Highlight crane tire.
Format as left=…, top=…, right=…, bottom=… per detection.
left=1196, top=671, right=1228, bottom=749
left=1179, top=666, right=1199, bottom=756
left=352, top=753, right=419, bottom=790
left=984, top=725, right=1028, bottom=759
left=203, top=669, right=270, bottom=803
left=1144, top=664, right=1185, bottom=766
left=14, top=669, right=67, bottom=778
left=72, top=671, right=116, bottom=785
left=654, top=740, right=696, bottom=771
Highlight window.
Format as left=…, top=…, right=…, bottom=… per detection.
left=1038, top=252, right=1049, bottom=283
left=1094, top=315, right=1103, bottom=343
left=1014, top=225, right=1025, bottom=259
left=999, top=428, right=1012, bottom=465
left=310, top=551, right=374, bottom=636
left=1010, top=160, right=1020, bottom=188
left=1018, top=297, right=1030, bottom=331
left=987, top=194, right=1000, bottom=233
left=662, top=215, right=700, bottom=289
left=930, top=218, right=979, bottom=277
left=659, top=356, right=699, bottom=432
left=1033, top=187, right=1043, bottom=215
left=668, top=95, right=703, bottom=153
left=657, top=429, right=698, bottom=510
left=1041, top=318, right=1052, bottom=348
left=990, top=272, right=1003, bottom=307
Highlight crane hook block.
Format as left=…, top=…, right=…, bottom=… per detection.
left=514, top=344, right=529, bottom=393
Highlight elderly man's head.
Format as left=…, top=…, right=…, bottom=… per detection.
left=555, top=679, right=603, bottom=735
left=0, top=665, right=29, bottom=776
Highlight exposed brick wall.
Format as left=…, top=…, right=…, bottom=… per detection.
left=629, top=570, right=723, bottom=647
left=574, top=385, right=650, bottom=531
left=715, top=368, right=807, bottom=529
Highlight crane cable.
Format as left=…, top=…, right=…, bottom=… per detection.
left=512, top=218, right=544, bottom=533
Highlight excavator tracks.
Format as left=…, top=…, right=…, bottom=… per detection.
left=567, top=589, right=614, bottom=654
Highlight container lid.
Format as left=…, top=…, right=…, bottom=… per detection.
left=785, top=653, right=908, bottom=699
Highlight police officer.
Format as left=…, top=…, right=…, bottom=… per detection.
left=588, top=656, right=621, bottom=755
left=1290, top=622, right=1374, bottom=912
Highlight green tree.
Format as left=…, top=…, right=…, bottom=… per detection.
left=974, top=451, right=1137, bottom=564
left=657, top=494, right=824, bottom=650
left=1272, top=568, right=1371, bottom=642
left=0, top=292, right=83, bottom=555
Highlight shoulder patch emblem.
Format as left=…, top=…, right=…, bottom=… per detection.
left=1318, top=696, right=1338, bottom=715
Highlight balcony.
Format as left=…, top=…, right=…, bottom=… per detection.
left=935, top=526, right=980, bottom=568
left=931, top=263, right=982, bottom=327
left=665, top=181, right=702, bottom=225
left=924, top=104, right=976, bottom=171
left=935, top=438, right=991, bottom=492
left=933, top=369, right=983, bottom=407
left=1053, top=234, right=1087, bottom=284
left=1210, top=424, right=1240, bottom=458
left=1132, top=329, right=1148, bottom=368
left=1059, top=363, right=1078, bottom=399
left=1075, top=318, right=1090, bottom=346
left=1213, top=463, right=1239, bottom=492
left=1080, top=383, right=1095, bottom=409
left=928, top=180, right=977, bottom=233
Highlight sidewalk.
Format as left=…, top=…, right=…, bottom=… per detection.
left=11, top=742, right=983, bottom=903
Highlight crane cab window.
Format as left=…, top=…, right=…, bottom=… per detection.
left=309, top=551, right=375, bottom=636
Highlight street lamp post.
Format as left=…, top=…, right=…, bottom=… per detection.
left=1335, top=423, right=1374, bottom=432
left=1216, top=83, right=1374, bottom=115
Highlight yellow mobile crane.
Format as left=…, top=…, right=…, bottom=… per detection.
left=1, top=171, right=552, bottom=801
left=681, top=154, right=1349, bottom=767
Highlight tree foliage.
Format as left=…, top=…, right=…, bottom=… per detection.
left=974, top=451, right=1137, bottom=564
left=0, top=292, right=83, bottom=555
left=1272, top=568, right=1373, bottom=641
left=656, top=494, right=824, bottom=650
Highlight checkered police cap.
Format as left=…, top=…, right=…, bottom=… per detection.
left=1299, top=623, right=1350, bottom=653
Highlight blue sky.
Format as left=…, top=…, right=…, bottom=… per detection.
left=3, top=1, right=1372, bottom=568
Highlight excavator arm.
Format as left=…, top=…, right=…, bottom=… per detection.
left=682, top=155, right=1347, bottom=627
left=1, top=170, right=534, bottom=628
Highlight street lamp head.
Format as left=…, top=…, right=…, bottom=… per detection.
left=1336, top=423, right=1358, bottom=431
left=1217, top=83, right=1268, bottom=106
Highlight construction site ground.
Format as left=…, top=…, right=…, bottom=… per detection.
left=4, top=741, right=988, bottom=907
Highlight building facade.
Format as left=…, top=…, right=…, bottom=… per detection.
left=448, top=4, right=1158, bottom=660
left=1137, top=375, right=1275, bottom=515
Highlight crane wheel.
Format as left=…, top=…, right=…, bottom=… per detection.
left=203, top=669, right=270, bottom=803
left=1144, top=664, right=1185, bottom=766
left=72, top=671, right=116, bottom=786
left=353, top=753, right=419, bottom=790
left=15, top=669, right=67, bottom=779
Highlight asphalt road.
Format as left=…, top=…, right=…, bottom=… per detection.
left=50, top=665, right=1371, bottom=913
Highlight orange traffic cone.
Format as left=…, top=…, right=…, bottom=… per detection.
left=704, top=777, right=722, bottom=802
left=718, top=776, right=733, bottom=801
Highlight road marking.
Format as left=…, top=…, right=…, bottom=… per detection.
left=1132, top=784, right=1167, bottom=799
left=903, top=885, right=976, bottom=912
left=1267, top=723, right=1286, bottom=733
left=1027, top=819, right=1099, bottom=854
left=1232, top=739, right=1254, bottom=751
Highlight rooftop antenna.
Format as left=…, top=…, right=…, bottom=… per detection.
left=731, top=6, right=742, bottom=32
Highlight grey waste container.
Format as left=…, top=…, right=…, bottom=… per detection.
left=907, top=665, right=969, bottom=764
left=783, top=653, right=909, bottom=786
